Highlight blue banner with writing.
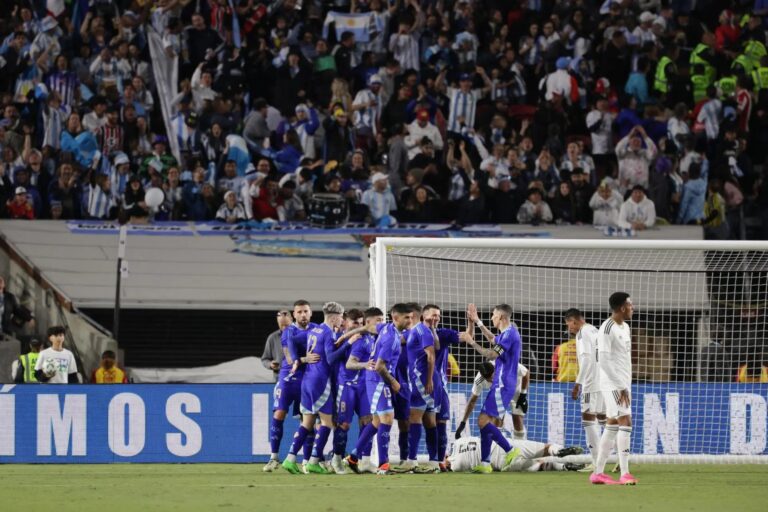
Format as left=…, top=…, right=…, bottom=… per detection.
left=0, top=383, right=765, bottom=463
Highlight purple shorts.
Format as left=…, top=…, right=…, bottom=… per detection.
left=273, top=375, right=301, bottom=417
left=337, top=381, right=370, bottom=425
left=300, top=376, right=333, bottom=415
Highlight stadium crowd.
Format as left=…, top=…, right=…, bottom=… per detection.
left=0, top=0, right=766, bottom=237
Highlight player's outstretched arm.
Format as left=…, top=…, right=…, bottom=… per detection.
left=467, top=303, right=496, bottom=344
left=346, top=355, right=368, bottom=371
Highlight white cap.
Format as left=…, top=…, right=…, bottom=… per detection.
left=639, top=11, right=655, bottom=23
left=371, top=172, right=388, bottom=184
left=15, top=186, right=27, bottom=195
left=114, top=152, right=130, bottom=166
left=368, top=74, right=383, bottom=85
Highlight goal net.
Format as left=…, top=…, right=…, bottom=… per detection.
left=370, top=238, right=768, bottom=463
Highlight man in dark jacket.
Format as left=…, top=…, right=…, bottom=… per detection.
left=1, top=276, right=24, bottom=336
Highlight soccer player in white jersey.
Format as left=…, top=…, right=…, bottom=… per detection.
left=590, top=292, right=637, bottom=485
left=447, top=436, right=584, bottom=473
left=565, top=308, right=605, bottom=470
left=455, top=360, right=530, bottom=440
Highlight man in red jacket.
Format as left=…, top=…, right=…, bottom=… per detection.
left=6, top=187, right=34, bottom=219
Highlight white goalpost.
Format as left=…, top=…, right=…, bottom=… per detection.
left=370, top=238, right=768, bottom=464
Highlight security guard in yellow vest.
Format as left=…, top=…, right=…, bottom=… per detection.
left=752, top=56, right=768, bottom=91
left=717, top=75, right=737, bottom=97
left=552, top=338, right=579, bottom=382
left=732, top=54, right=754, bottom=75
left=744, top=39, right=767, bottom=69
left=736, top=363, right=768, bottom=383
left=13, top=338, right=43, bottom=383
left=690, top=38, right=717, bottom=85
left=654, top=53, right=677, bottom=94
left=691, top=64, right=710, bottom=103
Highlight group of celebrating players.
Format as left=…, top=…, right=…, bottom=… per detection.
left=263, top=292, right=637, bottom=485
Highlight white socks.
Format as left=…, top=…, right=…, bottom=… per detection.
left=583, top=420, right=602, bottom=465
left=514, top=429, right=526, bottom=440
left=594, top=424, right=618, bottom=474
left=618, top=426, right=632, bottom=476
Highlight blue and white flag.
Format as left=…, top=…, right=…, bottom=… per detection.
left=226, top=135, right=250, bottom=177
left=322, top=11, right=374, bottom=43
left=228, top=0, right=242, bottom=48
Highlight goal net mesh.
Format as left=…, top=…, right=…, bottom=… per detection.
left=370, top=242, right=768, bottom=463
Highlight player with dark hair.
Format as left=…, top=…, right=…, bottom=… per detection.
left=264, top=300, right=316, bottom=472
left=590, top=292, right=637, bottom=485
left=342, top=307, right=385, bottom=473
left=393, top=302, right=420, bottom=466
left=346, top=303, right=411, bottom=474
left=403, top=304, right=441, bottom=471
left=455, top=359, right=530, bottom=441
left=565, top=308, right=605, bottom=471
left=282, top=302, right=348, bottom=474
left=463, top=303, right=523, bottom=473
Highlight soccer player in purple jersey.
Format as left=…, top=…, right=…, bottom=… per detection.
left=433, top=324, right=473, bottom=471
left=393, top=303, right=419, bottom=466
left=328, top=308, right=365, bottom=474
left=339, top=307, right=385, bottom=473
left=264, top=300, right=315, bottom=472
left=403, top=304, right=441, bottom=471
left=463, top=303, right=523, bottom=473
left=346, top=303, right=410, bottom=475
left=282, top=302, right=349, bottom=474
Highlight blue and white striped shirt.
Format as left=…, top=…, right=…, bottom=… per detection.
left=87, top=184, right=118, bottom=219
left=447, top=87, right=481, bottom=133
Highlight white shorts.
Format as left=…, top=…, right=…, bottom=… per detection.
left=580, top=391, right=606, bottom=414
left=602, top=389, right=632, bottom=419
left=494, top=439, right=546, bottom=472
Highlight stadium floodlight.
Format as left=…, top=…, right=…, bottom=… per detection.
left=370, top=238, right=768, bottom=463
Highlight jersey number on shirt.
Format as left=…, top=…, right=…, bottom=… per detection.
left=308, top=335, right=318, bottom=354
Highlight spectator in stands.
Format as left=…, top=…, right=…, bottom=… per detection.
left=551, top=181, right=576, bottom=225
left=1, top=276, right=23, bottom=338
left=276, top=181, right=306, bottom=222
left=216, top=190, right=246, bottom=224
left=91, top=350, right=128, bottom=384
left=590, top=180, right=623, bottom=227
left=517, top=188, right=553, bottom=225
left=618, top=185, right=657, bottom=231
left=13, top=338, right=43, bottom=383
left=404, top=109, right=442, bottom=160
left=0, top=0, right=763, bottom=239
left=6, top=187, right=34, bottom=219
left=677, top=162, right=707, bottom=225
left=261, top=310, right=292, bottom=382
left=362, top=172, right=397, bottom=226
left=616, top=125, right=658, bottom=193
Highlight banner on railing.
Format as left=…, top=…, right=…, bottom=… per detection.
left=0, top=383, right=765, bottom=463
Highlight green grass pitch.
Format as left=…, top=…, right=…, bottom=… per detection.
left=3, top=464, right=767, bottom=512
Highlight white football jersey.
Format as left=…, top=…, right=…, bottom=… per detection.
left=35, top=347, right=77, bottom=384
left=471, top=363, right=528, bottom=397
left=449, top=437, right=547, bottom=472
left=575, top=323, right=600, bottom=393
left=597, top=317, right=632, bottom=391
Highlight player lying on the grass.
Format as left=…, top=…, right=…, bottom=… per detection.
left=455, top=360, right=529, bottom=441
left=462, top=303, right=525, bottom=474
left=565, top=308, right=605, bottom=471
left=447, top=436, right=584, bottom=472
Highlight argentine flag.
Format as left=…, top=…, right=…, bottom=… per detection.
left=226, top=135, right=251, bottom=177
left=322, top=11, right=374, bottom=43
